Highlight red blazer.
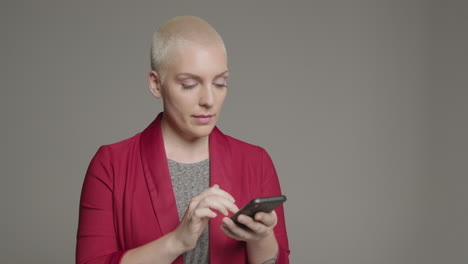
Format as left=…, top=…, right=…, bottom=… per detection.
left=76, top=113, right=290, bottom=264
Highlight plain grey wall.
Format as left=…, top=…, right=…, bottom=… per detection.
left=2, top=0, right=467, bottom=263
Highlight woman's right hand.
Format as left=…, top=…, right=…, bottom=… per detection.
left=172, top=184, right=239, bottom=252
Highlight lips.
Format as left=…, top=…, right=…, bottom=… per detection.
left=193, top=114, right=214, bottom=125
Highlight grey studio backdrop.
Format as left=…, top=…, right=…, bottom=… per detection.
left=1, top=1, right=467, bottom=263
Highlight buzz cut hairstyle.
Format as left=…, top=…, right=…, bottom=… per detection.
left=150, top=16, right=226, bottom=81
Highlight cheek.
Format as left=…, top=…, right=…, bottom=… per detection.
left=217, top=90, right=227, bottom=105
left=165, top=92, right=190, bottom=109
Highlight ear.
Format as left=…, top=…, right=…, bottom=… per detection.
left=148, top=70, right=163, bottom=98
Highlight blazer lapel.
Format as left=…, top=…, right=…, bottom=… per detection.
left=139, top=113, right=180, bottom=235
left=209, top=126, right=233, bottom=191
left=209, top=126, right=235, bottom=262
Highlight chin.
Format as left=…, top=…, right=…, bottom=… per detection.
left=190, top=125, right=215, bottom=138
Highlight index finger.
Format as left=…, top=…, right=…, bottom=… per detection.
left=192, top=184, right=236, bottom=204
left=208, top=184, right=236, bottom=202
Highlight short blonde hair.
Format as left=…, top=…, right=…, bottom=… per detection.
left=150, top=16, right=226, bottom=80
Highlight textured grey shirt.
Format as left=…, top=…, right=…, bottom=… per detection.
left=168, top=158, right=210, bottom=264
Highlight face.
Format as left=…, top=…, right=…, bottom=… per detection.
left=149, top=43, right=228, bottom=141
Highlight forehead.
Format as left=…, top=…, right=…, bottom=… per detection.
left=166, top=43, right=228, bottom=76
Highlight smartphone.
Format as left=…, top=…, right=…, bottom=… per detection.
left=231, top=195, right=287, bottom=227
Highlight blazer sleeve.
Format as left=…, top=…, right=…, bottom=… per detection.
left=76, top=146, right=128, bottom=264
left=259, top=147, right=291, bottom=264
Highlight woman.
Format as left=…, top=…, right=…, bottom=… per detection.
left=76, top=16, right=290, bottom=264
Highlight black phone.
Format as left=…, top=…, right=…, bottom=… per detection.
left=231, top=195, right=287, bottom=227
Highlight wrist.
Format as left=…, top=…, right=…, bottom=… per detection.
left=246, top=233, right=279, bottom=264
left=167, top=229, right=192, bottom=256
left=247, top=232, right=277, bottom=248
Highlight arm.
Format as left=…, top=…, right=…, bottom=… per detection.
left=76, top=146, right=127, bottom=264
left=220, top=148, right=290, bottom=264
left=76, top=149, right=237, bottom=264
left=220, top=211, right=279, bottom=264
left=77, top=167, right=185, bottom=264
left=77, top=147, right=182, bottom=264
left=257, top=148, right=290, bottom=263
left=245, top=213, right=279, bottom=264
left=119, top=232, right=184, bottom=264
left=121, top=184, right=239, bottom=264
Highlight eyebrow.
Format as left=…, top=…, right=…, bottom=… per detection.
left=175, top=70, right=230, bottom=80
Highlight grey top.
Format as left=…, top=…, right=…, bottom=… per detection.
left=168, top=158, right=210, bottom=264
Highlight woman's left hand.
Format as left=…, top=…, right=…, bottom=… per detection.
left=220, top=210, right=277, bottom=241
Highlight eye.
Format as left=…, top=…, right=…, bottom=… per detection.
left=213, top=77, right=227, bottom=88
left=181, top=79, right=198, bottom=89
left=213, top=83, right=227, bottom=88
left=182, top=83, right=197, bottom=89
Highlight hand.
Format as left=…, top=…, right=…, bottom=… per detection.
left=220, top=210, right=278, bottom=242
left=172, top=184, right=239, bottom=252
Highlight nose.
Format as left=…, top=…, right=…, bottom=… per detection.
left=199, top=85, right=215, bottom=108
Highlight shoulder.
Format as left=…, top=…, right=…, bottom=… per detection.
left=219, top=131, right=270, bottom=159
left=92, top=132, right=142, bottom=161
left=227, top=134, right=263, bottom=149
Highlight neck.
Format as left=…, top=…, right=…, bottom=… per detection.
left=161, top=116, right=209, bottom=164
